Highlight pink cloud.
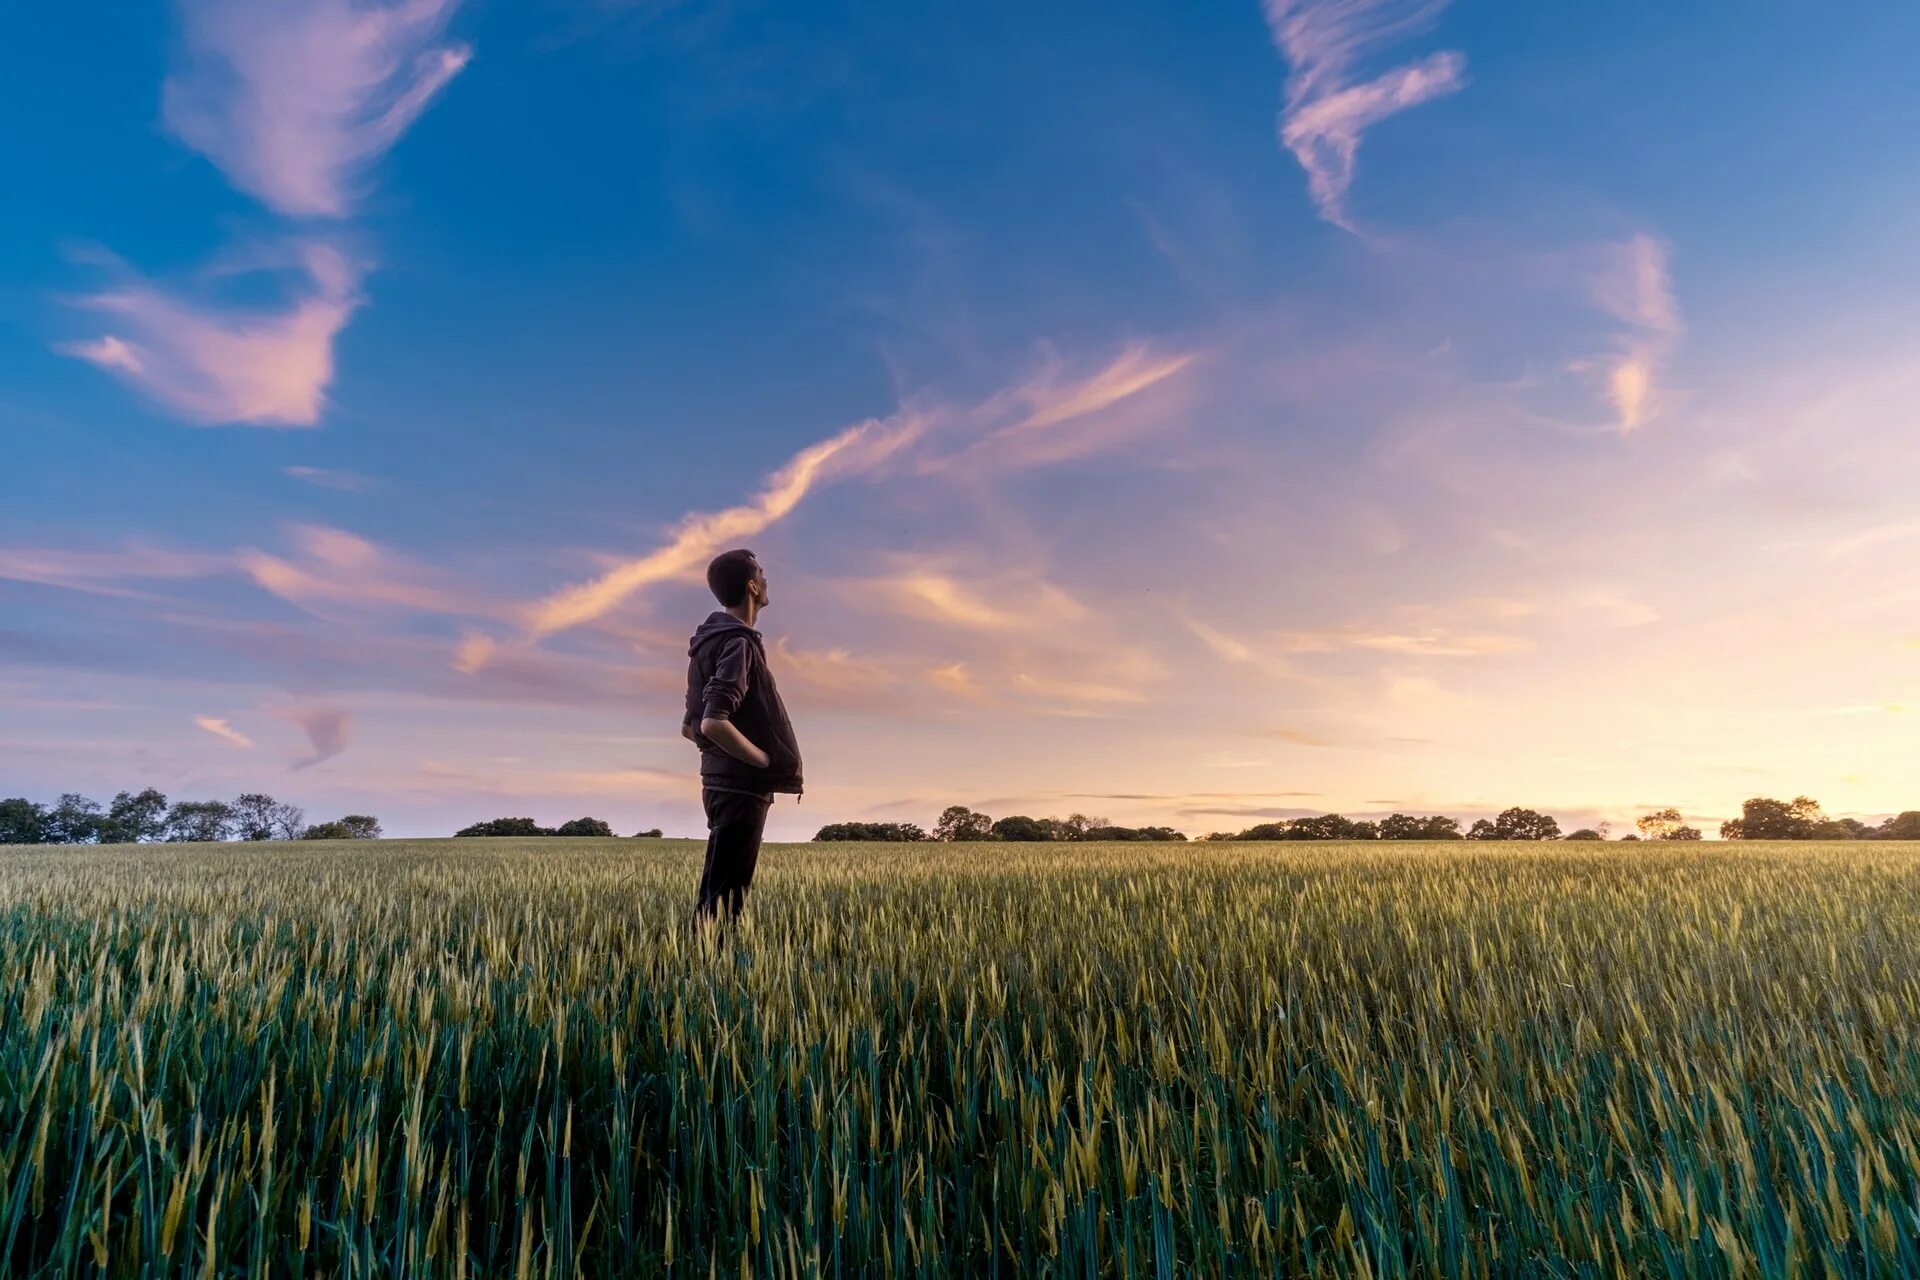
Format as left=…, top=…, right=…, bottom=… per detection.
left=240, top=523, right=493, bottom=618
left=1263, top=0, right=1467, bottom=230
left=164, top=0, right=471, bottom=217
left=60, top=241, right=361, bottom=426
left=285, top=464, right=380, bottom=492
left=280, top=704, right=352, bottom=769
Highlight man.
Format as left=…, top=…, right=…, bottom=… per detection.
left=682, top=549, right=804, bottom=921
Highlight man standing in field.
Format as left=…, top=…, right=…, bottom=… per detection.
left=682, top=549, right=804, bottom=921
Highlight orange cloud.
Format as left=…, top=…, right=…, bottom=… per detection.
left=194, top=715, right=255, bottom=748
left=522, top=410, right=928, bottom=640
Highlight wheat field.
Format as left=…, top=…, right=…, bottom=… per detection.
left=3, top=837, right=1918, bottom=1276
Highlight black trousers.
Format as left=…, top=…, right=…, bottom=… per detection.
left=695, top=787, right=771, bottom=920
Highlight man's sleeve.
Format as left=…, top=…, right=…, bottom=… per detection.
left=700, top=636, right=753, bottom=722
left=682, top=656, right=702, bottom=733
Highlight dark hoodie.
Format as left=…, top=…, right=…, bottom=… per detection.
left=684, top=611, right=804, bottom=796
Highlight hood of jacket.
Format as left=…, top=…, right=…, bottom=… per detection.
left=688, top=611, right=761, bottom=658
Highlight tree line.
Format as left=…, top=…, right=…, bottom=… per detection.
left=0, top=789, right=380, bottom=844
left=815, top=797, right=1920, bottom=844
left=816, top=807, right=1188, bottom=842
left=453, top=816, right=663, bottom=838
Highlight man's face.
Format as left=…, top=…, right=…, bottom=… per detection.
left=749, top=562, right=769, bottom=609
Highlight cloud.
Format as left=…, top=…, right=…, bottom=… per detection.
left=164, top=0, right=471, bottom=217
left=194, top=715, right=255, bottom=748
left=1185, top=617, right=1256, bottom=662
left=926, top=662, right=982, bottom=701
left=0, top=543, right=231, bottom=598
left=768, top=639, right=901, bottom=712
left=452, top=630, right=496, bottom=674
left=60, top=241, right=362, bottom=426
left=523, top=410, right=928, bottom=640
left=241, top=523, right=490, bottom=618
left=1825, top=517, right=1920, bottom=559
left=1262, top=0, right=1467, bottom=229
left=1585, top=234, right=1682, bottom=431
left=281, top=705, right=352, bottom=769
left=1270, top=626, right=1531, bottom=656
left=918, top=343, right=1198, bottom=472
left=285, top=465, right=379, bottom=491
left=514, top=341, right=1195, bottom=648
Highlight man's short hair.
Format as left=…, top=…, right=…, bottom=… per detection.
left=707, top=549, right=759, bottom=607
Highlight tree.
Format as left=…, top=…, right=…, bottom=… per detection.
left=1667, top=825, right=1702, bottom=840
left=1465, top=818, right=1498, bottom=840
left=1564, top=828, right=1605, bottom=840
left=103, top=788, right=169, bottom=843
left=1083, top=825, right=1187, bottom=841
left=990, top=815, right=1053, bottom=842
left=1721, top=796, right=1823, bottom=840
left=1058, top=813, right=1109, bottom=841
left=271, top=801, right=307, bottom=840
left=0, top=798, right=47, bottom=845
left=165, top=800, right=234, bottom=843
left=1878, top=811, right=1920, bottom=840
left=230, top=793, right=283, bottom=841
left=455, top=817, right=551, bottom=837
left=1493, top=807, right=1561, bottom=841
left=1235, top=822, right=1293, bottom=841
left=1377, top=813, right=1463, bottom=840
left=303, top=814, right=382, bottom=841
left=1636, top=808, right=1686, bottom=840
left=556, top=817, right=615, bottom=837
left=934, top=806, right=994, bottom=842
left=44, top=793, right=105, bottom=844
left=813, top=822, right=929, bottom=841
left=635, top=827, right=664, bottom=838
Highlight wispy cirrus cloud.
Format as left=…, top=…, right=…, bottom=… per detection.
left=523, top=409, right=930, bottom=640
left=1585, top=233, right=1682, bottom=431
left=281, top=704, right=352, bottom=769
left=241, top=523, right=487, bottom=618
left=285, top=464, right=380, bottom=492
left=517, top=340, right=1197, bottom=644
left=164, top=0, right=471, bottom=218
left=193, top=715, right=255, bottom=748
left=1263, top=0, right=1466, bottom=230
left=59, top=241, right=362, bottom=426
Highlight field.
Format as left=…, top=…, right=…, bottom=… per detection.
left=4, top=837, right=1920, bottom=1277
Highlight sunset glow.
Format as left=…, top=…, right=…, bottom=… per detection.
left=6, top=1, right=1920, bottom=839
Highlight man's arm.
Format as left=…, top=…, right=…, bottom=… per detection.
left=697, top=636, right=770, bottom=768
left=698, top=717, right=769, bottom=768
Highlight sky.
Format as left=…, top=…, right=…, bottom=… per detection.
left=5, top=0, right=1920, bottom=840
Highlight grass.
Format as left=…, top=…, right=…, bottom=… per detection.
left=3, top=836, right=1920, bottom=1276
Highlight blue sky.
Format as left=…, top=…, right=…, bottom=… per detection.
left=6, top=0, right=1920, bottom=839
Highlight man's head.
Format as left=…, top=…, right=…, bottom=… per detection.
left=706, top=549, right=768, bottom=612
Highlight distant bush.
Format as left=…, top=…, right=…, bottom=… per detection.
left=303, top=815, right=383, bottom=841
left=455, top=817, right=550, bottom=838
left=1082, top=825, right=1187, bottom=842
left=813, top=822, right=929, bottom=842
left=555, top=817, right=615, bottom=838
left=1564, top=828, right=1605, bottom=840
left=635, top=827, right=664, bottom=838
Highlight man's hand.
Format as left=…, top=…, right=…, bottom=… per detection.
left=699, top=717, right=770, bottom=769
